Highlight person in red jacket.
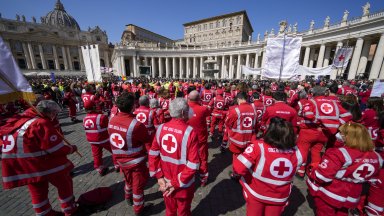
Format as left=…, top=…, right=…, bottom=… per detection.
left=225, top=92, right=257, bottom=179
left=361, top=97, right=382, bottom=141
left=133, top=95, right=156, bottom=143
left=188, top=90, right=211, bottom=186
left=83, top=100, right=118, bottom=176
left=250, top=92, right=264, bottom=135
left=150, top=98, right=164, bottom=128
left=108, top=92, right=152, bottom=215
left=337, top=81, right=353, bottom=95
left=201, top=83, right=214, bottom=128
left=260, top=91, right=298, bottom=133
left=233, top=117, right=303, bottom=216
left=63, top=86, right=78, bottom=122
left=81, top=85, right=95, bottom=108
left=0, top=100, right=78, bottom=216
left=148, top=98, right=200, bottom=216
left=208, top=88, right=227, bottom=137
left=307, top=123, right=382, bottom=216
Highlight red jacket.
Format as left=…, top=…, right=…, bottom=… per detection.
left=358, top=89, right=371, bottom=104
left=208, top=95, right=227, bottom=117
left=223, top=92, right=233, bottom=108
left=225, top=103, right=257, bottom=153
left=82, top=92, right=95, bottom=108
left=307, top=147, right=383, bottom=208
left=234, top=140, right=303, bottom=205
left=261, top=101, right=298, bottom=131
left=201, top=89, right=214, bottom=106
left=133, top=106, right=156, bottom=136
left=361, top=109, right=379, bottom=141
left=302, top=96, right=352, bottom=134
left=83, top=111, right=109, bottom=145
left=1, top=109, right=74, bottom=189
left=158, top=97, right=172, bottom=121
left=261, top=95, right=274, bottom=107
left=148, top=119, right=200, bottom=198
left=108, top=112, right=150, bottom=168
left=187, top=101, right=211, bottom=144
left=251, top=100, right=265, bottom=130
left=337, top=86, right=353, bottom=95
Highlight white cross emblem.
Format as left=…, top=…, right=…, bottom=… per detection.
left=161, top=134, right=178, bottom=154
left=162, top=101, right=168, bottom=109
left=110, top=133, right=125, bottom=149
left=205, top=94, right=212, bottom=100
left=266, top=99, right=273, bottom=106
left=2, top=135, right=15, bottom=153
left=216, top=102, right=223, bottom=109
left=242, top=117, right=253, bottom=128
left=270, top=158, right=293, bottom=178
left=353, top=163, right=375, bottom=180
left=136, top=112, right=147, bottom=123
left=84, top=119, right=94, bottom=129
left=320, top=103, right=334, bottom=114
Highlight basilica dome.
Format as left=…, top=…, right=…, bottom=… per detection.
left=42, top=0, right=80, bottom=30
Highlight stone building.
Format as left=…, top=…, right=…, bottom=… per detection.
left=183, top=11, right=253, bottom=47
left=0, top=0, right=112, bottom=72
left=112, top=3, right=384, bottom=80
left=121, top=24, right=174, bottom=45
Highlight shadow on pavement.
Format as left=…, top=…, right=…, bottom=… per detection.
left=282, top=185, right=306, bottom=216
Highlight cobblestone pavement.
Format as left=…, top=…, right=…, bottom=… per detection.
left=0, top=110, right=315, bottom=216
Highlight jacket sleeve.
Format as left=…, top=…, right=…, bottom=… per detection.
left=233, top=143, right=260, bottom=176
left=208, top=98, right=214, bottom=110
left=303, top=102, right=316, bottom=121
left=33, top=120, right=72, bottom=156
left=100, top=114, right=109, bottom=129
left=338, top=105, right=352, bottom=124
left=171, top=130, right=199, bottom=189
left=148, top=130, right=163, bottom=179
left=309, top=148, right=344, bottom=184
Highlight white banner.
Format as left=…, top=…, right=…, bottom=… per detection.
left=332, top=47, right=353, bottom=68
left=101, top=66, right=113, bottom=73
left=241, top=65, right=262, bottom=76
left=370, top=80, right=384, bottom=97
left=263, top=36, right=302, bottom=80
left=297, top=65, right=333, bottom=80
left=0, top=37, right=35, bottom=103
left=81, top=44, right=102, bottom=83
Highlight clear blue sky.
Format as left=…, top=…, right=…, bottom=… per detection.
left=1, top=0, right=383, bottom=43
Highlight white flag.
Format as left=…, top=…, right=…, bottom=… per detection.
left=332, top=47, right=353, bottom=68
left=241, top=65, right=261, bottom=76
left=81, top=44, right=102, bottom=83
left=263, top=36, right=302, bottom=80
left=0, top=37, right=35, bottom=103
left=296, top=65, right=333, bottom=81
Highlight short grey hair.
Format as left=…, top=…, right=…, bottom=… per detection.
left=312, top=86, right=326, bottom=97
left=139, top=95, right=149, bottom=106
left=149, top=99, right=159, bottom=108
left=169, top=98, right=188, bottom=118
left=298, top=90, right=307, bottom=99
left=36, top=100, right=62, bottom=115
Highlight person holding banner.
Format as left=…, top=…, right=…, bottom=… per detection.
left=1, top=100, right=78, bottom=216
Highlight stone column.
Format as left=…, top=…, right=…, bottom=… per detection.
left=221, top=56, right=226, bottom=79
left=254, top=53, right=260, bottom=68
left=316, top=44, right=326, bottom=68
left=172, top=57, right=177, bottom=78
left=144, top=57, right=148, bottom=66
left=104, top=51, right=110, bottom=68
left=236, top=54, right=241, bottom=79
left=61, top=46, right=68, bottom=70
left=179, top=57, right=184, bottom=79
left=370, top=34, right=384, bottom=79
left=27, top=42, right=37, bottom=69
left=323, top=46, right=331, bottom=67
left=22, top=43, right=32, bottom=69
left=66, top=46, right=73, bottom=70
left=132, top=56, right=137, bottom=77
left=193, top=57, right=197, bottom=78
left=186, top=57, right=190, bottom=78
left=229, top=55, right=233, bottom=79
left=245, top=53, right=250, bottom=67
left=52, top=45, right=60, bottom=70
left=357, top=39, right=372, bottom=75
left=309, top=48, right=315, bottom=68
left=151, top=57, right=156, bottom=78
left=303, top=47, right=311, bottom=67
left=348, top=38, right=364, bottom=80
left=165, top=57, right=170, bottom=78
left=379, top=59, right=384, bottom=79
left=38, top=44, right=47, bottom=69
left=331, top=42, right=343, bottom=79
left=261, top=50, right=266, bottom=68
left=78, top=47, right=85, bottom=71
left=158, top=57, right=163, bottom=77
left=120, top=56, right=126, bottom=76
left=200, top=57, right=204, bottom=78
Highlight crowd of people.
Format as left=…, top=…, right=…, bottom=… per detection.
left=0, top=75, right=383, bottom=216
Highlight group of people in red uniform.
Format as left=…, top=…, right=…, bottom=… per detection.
left=1, top=76, right=383, bottom=216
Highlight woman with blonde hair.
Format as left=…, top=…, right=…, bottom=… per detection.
left=307, top=123, right=383, bottom=216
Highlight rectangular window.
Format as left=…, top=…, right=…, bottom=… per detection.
left=210, top=23, right=213, bottom=29
left=204, top=24, right=207, bottom=30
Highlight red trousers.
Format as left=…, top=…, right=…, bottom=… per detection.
left=121, top=163, right=148, bottom=214
left=244, top=196, right=285, bottom=216
left=210, top=115, right=225, bottom=135
left=199, top=141, right=209, bottom=183
left=68, top=104, right=76, bottom=118
left=366, top=169, right=384, bottom=215
left=314, top=197, right=348, bottom=216
left=164, top=195, right=193, bottom=216
left=297, top=128, right=327, bottom=173
left=90, top=143, right=117, bottom=171
left=27, top=172, right=76, bottom=216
